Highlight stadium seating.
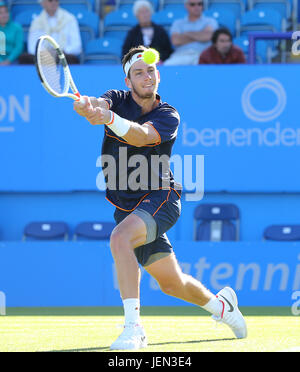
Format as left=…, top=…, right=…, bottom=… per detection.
left=64, top=0, right=94, bottom=11
left=13, top=8, right=99, bottom=51
left=239, top=8, right=287, bottom=61
left=152, top=7, right=184, bottom=32
left=9, top=1, right=41, bottom=18
left=160, top=0, right=185, bottom=11
left=239, top=8, right=286, bottom=35
left=13, top=9, right=39, bottom=45
left=204, top=8, right=239, bottom=36
left=115, top=0, right=160, bottom=12
left=161, top=2, right=185, bottom=12
left=205, top=0, right=247, bottom=18
left=82, top=36, right=123, bottom=64
left=193, top=203, right=240, bottom=241
left=233, top=35, right=271, bottom=62
left=249, top=0, right=292, bottom=20
left=10, top=0, right=294, bottom=65
left=72, top=10, right=100, bottom=51
left=8, top=0, right=94, bottom=17
left=74, top=221, right=115, bottom=240
left=23, top=222, right=69, bottom=241
left=263, top=225, right=300, bottom=241
left=101, top=8, right=137, bottom=41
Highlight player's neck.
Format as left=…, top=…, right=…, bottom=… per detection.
left=132, top=94, right=159, bottom=115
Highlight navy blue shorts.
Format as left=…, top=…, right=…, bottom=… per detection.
left=113, top=189, right=181, bottom=266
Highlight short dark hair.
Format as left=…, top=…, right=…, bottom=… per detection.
left=212, top=28, right=232, bottom=44
left=122, top=45, right=148, bottom=78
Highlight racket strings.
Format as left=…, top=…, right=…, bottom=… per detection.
left=38, top=40, right=68, bottom=95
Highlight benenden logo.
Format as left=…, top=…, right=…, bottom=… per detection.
left=241, top=78, right=286, bottom=123
left=182, top=77, right=300, bottom=147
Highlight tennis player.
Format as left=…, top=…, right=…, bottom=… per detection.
left=74, top=46, right=247, bottom=350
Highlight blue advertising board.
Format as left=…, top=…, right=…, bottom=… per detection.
left=0, top=241, right=299, bottom=307
left=0, top=65, right=300, bottom=192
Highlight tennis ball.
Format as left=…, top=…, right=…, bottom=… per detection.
left=142, top=49, right=160, bottom=65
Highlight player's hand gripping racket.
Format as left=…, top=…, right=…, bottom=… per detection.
left=35, top=35, right=85, bottom=105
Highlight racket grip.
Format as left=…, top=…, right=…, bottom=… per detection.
left=77, top=96, right=86, bottom=106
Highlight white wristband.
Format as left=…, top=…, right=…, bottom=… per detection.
left=105, top=111, right=130, bottom=137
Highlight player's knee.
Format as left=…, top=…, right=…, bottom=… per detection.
left=110, top=230, right=123, bottom=254
left=110, top=228, right=130, bottom=255
left=158, top=278, right=184, bottom=297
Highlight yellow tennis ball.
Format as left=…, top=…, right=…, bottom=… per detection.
left=142, top=49, right=160, bottom=65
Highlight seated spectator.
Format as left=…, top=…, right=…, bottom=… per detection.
left=0, top=2, right=24, bottom=65
left=164, top=0, right=218, bottom=66
left=122, top=0, right=173, bottom=62
left=19, top=0, right=82, bottom=64
left=199, top=28, right=246, bottom=64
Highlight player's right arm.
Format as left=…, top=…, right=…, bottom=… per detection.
left=73, top=96, right=109, bottom=116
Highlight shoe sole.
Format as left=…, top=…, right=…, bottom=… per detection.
left=110, top=339, right=148, bottom=350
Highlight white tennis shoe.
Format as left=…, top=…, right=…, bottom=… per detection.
left=212, top=287, right=247, bottom=339
left=110, top=323, right=148, bottom=350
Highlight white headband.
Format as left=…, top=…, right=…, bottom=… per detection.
left=124, top=52, right=144, bottom=77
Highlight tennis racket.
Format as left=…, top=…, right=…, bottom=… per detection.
left=35, top=35, right=85, bottom=104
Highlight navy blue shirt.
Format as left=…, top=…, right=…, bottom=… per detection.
left=100, top=89, right=181, bottom=211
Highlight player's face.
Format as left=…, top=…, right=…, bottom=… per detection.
left=126, top=60, right=160, bottom=100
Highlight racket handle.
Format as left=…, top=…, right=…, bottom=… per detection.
left=78, top=96, right=86, bottom=106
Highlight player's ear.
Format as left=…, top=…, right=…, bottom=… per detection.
left=156, top=69, right=160, bottom=83
left=125, top=77, right=131, bottom=89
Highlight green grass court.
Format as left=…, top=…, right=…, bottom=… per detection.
left=0, top=307, right=299, bottom=352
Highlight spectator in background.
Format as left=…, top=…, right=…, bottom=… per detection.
left=19, top=0, right=82, bottom=64
left=199, top=28, right=246, bottom=64
left=122, top=0, right=173, bottom=62
left=164, top=0, right=218, bottom=65
left=0, top=2, right=24, bottom=65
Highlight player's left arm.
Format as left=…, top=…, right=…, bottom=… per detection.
left=123, top=122, right=160, bottom=147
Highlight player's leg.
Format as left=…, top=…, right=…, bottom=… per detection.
left=109, top=211, right=149, bottom=350
left=145, top=252, right=247, bottom=339
left=110, top=212, right=147, bottom=300
left=145, top=252, right=221, bottom=308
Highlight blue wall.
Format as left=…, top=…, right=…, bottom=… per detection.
left=1, top=64, right=299, bottom=241
left=0, top=241, right=299, bottom=307
left=1, top=191, right=300, bottom=241
left=1, top=65, right=300, bottom=192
